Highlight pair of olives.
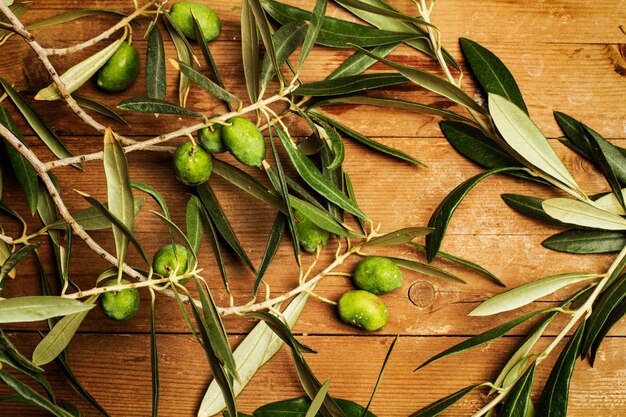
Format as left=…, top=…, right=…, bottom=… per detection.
left=172, top=117, right=266, bottom=186
left=337, top=257, right=403, bottom=332
left=96, top=2, right=221, bottom=92
left=99, top=244, right=190, bottom=321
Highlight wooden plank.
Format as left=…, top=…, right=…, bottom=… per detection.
left=0, top=333, right=624, bottom=416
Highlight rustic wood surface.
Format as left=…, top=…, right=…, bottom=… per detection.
left=1, top=0, right=626, bottom=416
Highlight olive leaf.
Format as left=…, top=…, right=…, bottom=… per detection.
left=31, top=296, right=97, bottom=366
left=594, top=189, right=626, bottom=215
left=460, top=38, right=527, bottom=113
left=253, top=213, right=286, bottom=296
left=499, top=362, right=536, bottom=417
left=0, top=350, right=55, bottom=403
left=277, top=127, right=368, bottom=220
left=290, top=196, right=362, bottom=238
left=316, top=114, right=425, bottom=166
left=314, top=96, right=472, bottom=123
left=501, top=194, right=571, bottom=228
left=408, top=383, right=483, bottom=417
left=390, top=257, right=465, bottom=284
left=173, top=59, right=241, bottom=105
left=305, top=380, right=331, bottom=417
left=542, top=198, right=626, bottom=230
left=150, top=297, right=159, bottom=417
left=589, top=296, right=626, bottom=366
left=261, top=21, right=307, bottom=88
left=326, top=43, right=399, bottom=80
left=0, top=243, right=39, bottom=287
left=198, top=291, right=311, bottom=417
left=117, top=97, right=203, bottom=117
left=298, top=0, right=326, bottom=71
left=46, top=199, right=144, bottom=231
left=344, top=172, right=366, bottom=234
left=196, top=183, right=256, bottom=272
left=362, top=335, right=398, bottom=416
left=440, top=121, right=521, bottom=170
left=469, top=272, right=601, bottom=317
left=35, top=34, right=125, bottom=100
left=536, top=324, right=585, bottom=417
left=488, top=94, right=581, bottom=192
left=163, top=17, right=193, bottom=107
left=146, top=24, right=166, bottom=100
left=25, top=8, right=127, bottom=30
left=295, top=73, right=407, bottom=97
left=0, top=76, right=77, bottom=167
left=416, top=307, right=555, bottom=370
left=353, top=46, right=485, bottom=114
left=425, top=167, right=523, bottom=262
left=73, top=95, right=129, bottom=126
left=0, top=296, right=93, bottom=324
left=0, top=370, right=74, bottom=417
left=364, top=227, right=433, bottom=247
left=0, top=328, right=42, bottom=373
left=336, top=0, right=426, bottom=24
left=253, top=397, right=377, bottom=417
left=314, top=118, right=344, bottom=171
left=541, top=230, right=626, bottom=254
left=263, top=0, right=418, bottom=48
left=246, top=0, right=285, bottom=88
left=186, top=195, right=203, bottom=257
left=0, top=103, right=38, bottom=214
left=241, top=0, right=260, bottom=103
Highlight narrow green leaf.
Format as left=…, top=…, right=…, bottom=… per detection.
left=408, top=383, right=483, bottom=417
left=0, top=76, right=77, bottom=166
left=55, top=354, right=110, bottom=416
left=0, top=243, right=39, bottom=286
left=554, top=111, right=593, bottom=156
left=199, top=291, right=311, bottom=417
left=241, top=0, right=260, bottom=103
left=247, top=0, right=285, bottom=88
left=196, top=183, right=256, bottom=272
left=336, top=0, right=426, bottom=24
left=174, top=60, right=241, bottom=104
left=409, top=242, right=504, bottom=286
left=253, top=397, right=376, bottom=417
left=0, top=371, right=73, bottom=417
left=295, top=73, right=407, bottom=97
left=151, top=211, right=197, bottom=270
left=305, top=380, right=331, bottom=417
left=47, top=199, right=143, bottom=231
left=390, top=257, right=465, bottom=284
left=470, top=273, right=601, bottom=316
left=103, top=130, right=138, bottom=271
left=501, top=194, right=570, bottom=227
left=35, top=35, right=125, bottom=100
left=0, top=296, right=93, bottom=324
left=536, top=324, right=585, bottom=417
left=460, top=38, right=527, bottom=113
left=0, top=103, right=38, bottom=214
left=254, top=213, right=285, bottom=297
left=542, top=229, right=626, bottom=254
left=581, top=277, right=626, bottom=359
left=277, top=127, right=368, bottom=219
left=0, top=329, right=43, bottom=373
left=499, top=363, right=536, bottom=417
left=542, top=198, right=626, bottom=230
left=362, top=335, right=397, bottom=416
left=313, top=119, right=344, bottom=171
left=197, top=201, right=231, bottom=294
left=25, top=8, right=126, bottom=31
left=186, top=195, right=203, bottom=256
left=131, top=181, right=170, bottom=218
left=344, top=173, right=366, bottom=234
left=319, top=144, right=343, bottom=221
left=263, top=0, right=418, bottom=48
left=326, top=43, right=399, bottom=80
left=426, top=167, right=523, bottom=262
left=79, top=193, right=149, bottom=266
left=319, top=114, right=424, bottom=166
left=150, top=297, right=159, bottom=417
left=0, top=351, right=55, bottom=403
left=298, top=0, right=326, bottom=71
left=594, top=188, right=626, bottom=215
left=416, top=308, right=553, bottom=370
left=589, top=296, right=626, bottom=366
left=117, top=97, right=203, bottom=117
left=315, top=96, right=472, bottom=123
left=163, top=16, right=193, bottom=106
left=146, top=24, right=166, bottom=100
left=365, top=227, right=433, bottom=247
left=261, top=21, right=307, bottom=87
left=440, top=121, right=520, bottom=169
left=32, top=296, right=96, bottom=366
left=353, top=46, right=485, bottom=114
left=489, top=94, right=580, bottom=191
left=289, top=196, right=362, bottom=238
left=73, top=95, right=129, bottom=126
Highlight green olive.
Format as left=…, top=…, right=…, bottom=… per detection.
left=337, top=290, right=388, bottom=331
left=96, top=42, right=140, bottom=92
left=153, top=243, right=190, bottom=284
left=222, top=117, right=266, bottom=167
left=353, top=257, right=403, bottom=295
left=170, top=2, right=221, bottom=41
left=99, top=279, right=140, bottom=321
left=198, top=124, right=225, bottom=154
left=172, top=142, right=212, bottom=186
left=294, top=210, right=329, bottom=253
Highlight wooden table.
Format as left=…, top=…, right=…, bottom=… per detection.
left=1, top=1, right=626, bottom=416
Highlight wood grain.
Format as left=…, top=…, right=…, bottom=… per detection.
left=1, top=0, right=625, bottom=416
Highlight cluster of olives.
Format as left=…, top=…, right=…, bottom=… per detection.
left=337, top=257, right=403, bottom=331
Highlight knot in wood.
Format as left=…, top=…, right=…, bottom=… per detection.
left=408, top=281, right=435, bottom=309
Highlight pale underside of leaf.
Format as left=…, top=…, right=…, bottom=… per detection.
left=543, top=198, right=626, bottom=230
